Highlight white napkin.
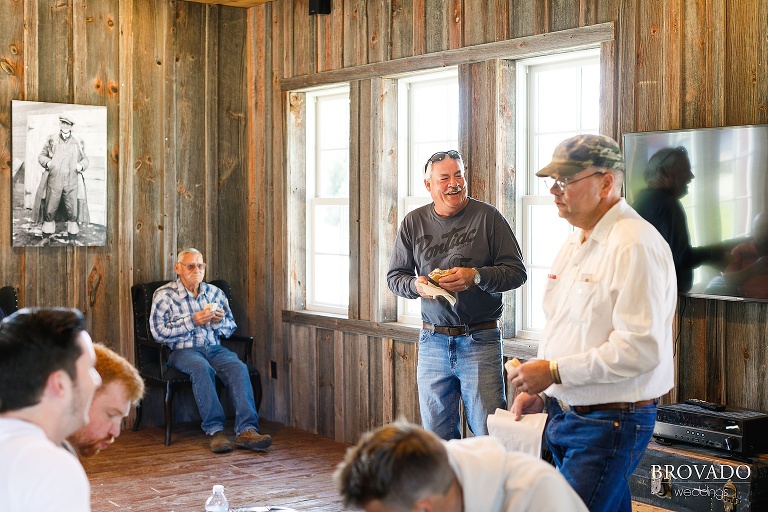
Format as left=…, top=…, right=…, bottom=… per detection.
left=487, top=408, right=547, bottom=458
left=420, top=282, right=457, bottom=306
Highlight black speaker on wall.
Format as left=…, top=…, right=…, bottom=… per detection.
left=309, top=0, right=331, bottom=15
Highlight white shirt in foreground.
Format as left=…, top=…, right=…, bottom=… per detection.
left=0, top=417, right=91, bottom=512
left=538, top=199, right=676, bottom=405
left=445, top=435, right=587, bottom=512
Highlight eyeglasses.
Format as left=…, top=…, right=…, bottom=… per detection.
left=424, top=150, right=462, bottom=173
left=543, top=171, right=605, bottom=191
left=183, top=263, right=207, bottom=271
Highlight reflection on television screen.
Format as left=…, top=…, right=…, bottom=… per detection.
left=624, top=125, right=768, bottom=302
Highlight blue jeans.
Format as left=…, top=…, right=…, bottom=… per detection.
left=417, top=327, right=505, bottom=440
left=545, top=399, right=656, bottom=512
left=168, top=345, right=260, bottom=436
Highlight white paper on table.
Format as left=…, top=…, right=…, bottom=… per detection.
left=487, top=408, right=547, bottom=458
left=420, top=282, right=457, bottom=306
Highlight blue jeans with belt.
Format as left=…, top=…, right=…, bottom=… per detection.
left=545, top=399, right=656, bottom=512
left=168, top=344, right=261, bottom=436
left=417, top=327, right=505, bottom=440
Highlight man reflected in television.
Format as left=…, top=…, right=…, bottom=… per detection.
left=718, top=212, right=768, bottom=299
left=632, top=146, right=727, bottom=292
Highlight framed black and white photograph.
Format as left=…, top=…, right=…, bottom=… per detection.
left=11, top=100, right=108, bottom=247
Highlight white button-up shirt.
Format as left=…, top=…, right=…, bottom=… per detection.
left=538, top=199, right=677, bottom=406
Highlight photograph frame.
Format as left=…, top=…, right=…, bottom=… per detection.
left=11, top=100, right=108, bottom=247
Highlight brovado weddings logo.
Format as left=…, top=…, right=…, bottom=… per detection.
left=650, top=463, right=748, bottom=504
left=652, top=463, right=752, bottom=481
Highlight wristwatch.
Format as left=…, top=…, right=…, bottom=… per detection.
left=472, top=268, right=481, bottom=286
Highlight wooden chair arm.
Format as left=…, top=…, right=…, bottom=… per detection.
left=135, top=336, right=173, bottom=377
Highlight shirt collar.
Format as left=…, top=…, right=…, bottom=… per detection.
left=173, top=277, right=204, bottom=298
left=572, top=198, right=627, bottom=246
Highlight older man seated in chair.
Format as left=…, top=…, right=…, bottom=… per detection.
left=150, top=248, right=271, bottom=453
left=67, top=344, right=145, bottom=457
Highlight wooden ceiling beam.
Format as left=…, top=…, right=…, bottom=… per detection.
left=183, top=0, right=274, bottom=7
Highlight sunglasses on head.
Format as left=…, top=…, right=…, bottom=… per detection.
left=424, top=150, right=462, bottom=173
left=655, top=146, right=688, bottom=172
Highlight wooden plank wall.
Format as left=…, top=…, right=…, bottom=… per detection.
left=2, top=0, right=768, bottom=442
left=0, top=0, right=252, bottom=426
left=261, top=0, right=768, bottom=444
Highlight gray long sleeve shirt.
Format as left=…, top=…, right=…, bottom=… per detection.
left=387, top=198, right=526, bottom=326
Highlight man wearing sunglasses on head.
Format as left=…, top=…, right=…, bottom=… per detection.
left=632, top=146, right=728, bottom=292
left=150, top=248, right=271, bottom=453
left=387, top=150, right=527, bottom=441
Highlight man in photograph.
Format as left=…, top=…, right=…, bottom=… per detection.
left=34, top=115, right=90, bottom=242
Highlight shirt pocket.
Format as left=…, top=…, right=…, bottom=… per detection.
left=568, top=279, right=597, bottom=324
left=541, top=276, right=560, bottom=318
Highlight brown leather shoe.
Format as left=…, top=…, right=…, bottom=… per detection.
left=234, top=428, right=272, bottom=451
left=208, top=431, right=232, bottom=453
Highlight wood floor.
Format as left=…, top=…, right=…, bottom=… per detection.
left=82, top=420, right=359, bottom=512
left=82, top=419, right=664, bottom=512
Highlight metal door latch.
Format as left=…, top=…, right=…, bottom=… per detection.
left=651, top=468, right=673, bottom=498
left=721, top=479, right=740, bottom=512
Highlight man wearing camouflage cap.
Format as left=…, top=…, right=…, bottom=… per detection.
left=507, top=134, right=677, bottom=512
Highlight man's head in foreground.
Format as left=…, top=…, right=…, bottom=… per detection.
left=0, top=307, right=100, bottom=445
left=334, top=421, right=461, bottom=512
left=68, top=343, right=145, bottom=456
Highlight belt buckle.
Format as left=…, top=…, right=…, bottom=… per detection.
left=452, top=326, right=468, bottom=336
left=557, top=399, right=572, bottom=413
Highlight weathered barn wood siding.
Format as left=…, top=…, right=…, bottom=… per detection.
left=0, top=0, right=251, bottom=426
left=1, top=0, right=768, bottom=440
left=265, top=0, right=768, bottom=441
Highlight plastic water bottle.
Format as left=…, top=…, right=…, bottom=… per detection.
left=205, top=484, right=229, bottom=512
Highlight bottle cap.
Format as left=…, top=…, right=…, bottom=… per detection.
left=213, top=485, right=224, bottom=493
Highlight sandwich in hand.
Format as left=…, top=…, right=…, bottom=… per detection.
left=428, top=268, right=452, bottom=284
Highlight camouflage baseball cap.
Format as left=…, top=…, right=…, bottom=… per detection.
left=536, top=134, right=625, bottom=178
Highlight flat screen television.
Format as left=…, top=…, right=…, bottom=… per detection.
left=623, top=125, right=768, bottom=301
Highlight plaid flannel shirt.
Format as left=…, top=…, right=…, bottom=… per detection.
left=149, top=279, right=236, bottom=350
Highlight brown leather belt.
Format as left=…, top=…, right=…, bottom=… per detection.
left=571, top=399, right=656, bottom=414
left=422, top=320, right=499, bottom=336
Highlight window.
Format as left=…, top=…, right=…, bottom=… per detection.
left=306, top=86, right=350, bottom=314
left=516, top=49, right=601, bottom=337
left=396, top=69, right=459, bottom=324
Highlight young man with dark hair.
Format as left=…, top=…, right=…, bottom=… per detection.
left=0, top=308, right=101, bottom=512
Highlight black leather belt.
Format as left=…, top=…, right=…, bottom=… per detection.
left=422, top=320, right=499, bottom=336
left=571, top=399, right=657, bottom=414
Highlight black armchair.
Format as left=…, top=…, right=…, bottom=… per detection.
left=131, top=280, right=262, bottom=445
left=0, top=285, right=18, bottom=319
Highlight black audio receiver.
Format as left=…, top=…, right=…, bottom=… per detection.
left=653, top=402, right=768, bottom=455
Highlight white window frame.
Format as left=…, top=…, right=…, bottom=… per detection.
left=395, top=68, right=459, bottom=325
left=515, top=48, right=601, bottom=339
left=305, top=85, right=351, bottom=315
